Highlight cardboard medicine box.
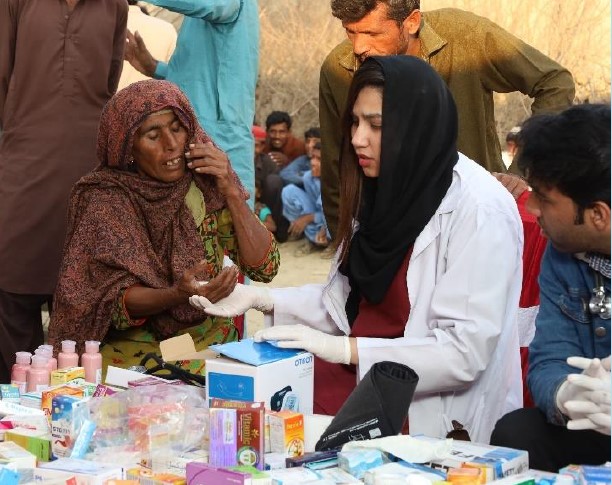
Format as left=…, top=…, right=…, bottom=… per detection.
left=268, top=411, right=304, bottom=458
left=415, top=435, right=529, bottom=480
left=209, top=399, right=265, bottom=470
left=206, top=342, right=314, bottom=415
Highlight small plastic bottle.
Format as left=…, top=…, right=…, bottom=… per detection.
left=26, top=355, right=50, bottom=392
left=34, top=348, right=56, bottom=374
left=57, top=340, right=79, bottom=369
left=10, top=351, right=32, bottom=393
left=82, top=341, right=102, bottom=384
left=38, top=345, right=58, bottom=371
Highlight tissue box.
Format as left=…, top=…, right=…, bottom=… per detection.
left=0, top=440, right=37, bottom=468
left=206, top=353, right=314, bottom=414
left=4, top=429, right=52, bottom=462
left=40, top=458, right=123, bottom=485
left=416, top=436, right=529, bottom=480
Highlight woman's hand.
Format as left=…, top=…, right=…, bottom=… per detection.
left=186, top=142, right=239, bottom=198
left=177, top=261, right=239, bottom=303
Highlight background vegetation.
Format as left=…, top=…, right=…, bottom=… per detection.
left=256, top=0, right=611, bottom=142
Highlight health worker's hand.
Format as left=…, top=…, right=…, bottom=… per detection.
left=189, top=283, right=273, bottom=316
left=564, top=356, right=611, bottom=435
left=254, top=324, right=351, bottom=365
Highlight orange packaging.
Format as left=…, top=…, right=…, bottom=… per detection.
left=41, top=386, right=83, bottom=421
left=447, top=467, right=482, bottom=485
left=268, top=410, right=304, bottom=458
left=463, top=463, right=492, bottom=483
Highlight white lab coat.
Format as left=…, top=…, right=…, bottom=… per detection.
left=267, top=155, right=524, bottom=443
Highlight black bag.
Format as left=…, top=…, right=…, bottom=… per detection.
left=315, top=361, right=418, bottom=451
left=139, top=353, right=207, bottom=387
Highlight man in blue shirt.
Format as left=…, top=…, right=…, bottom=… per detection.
left=491, top=104, right=610, bottom=471
left=126, top=0, right=259, bottom=205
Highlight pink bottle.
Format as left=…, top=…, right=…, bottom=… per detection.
left=38, top=345, right=58, bottom=371
left=57, top=340, right=79, bottom=369
left=34, top=348, right=56, bottom=374
left=82, top=341, right=102, bottom=384
left=10, top=351, right=32, bottom=393
left=26, top=355, right=50, bottom=392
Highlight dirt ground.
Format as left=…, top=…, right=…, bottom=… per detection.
left=244, top=239, right=333, bottom=336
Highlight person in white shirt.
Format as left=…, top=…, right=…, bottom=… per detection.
left=191, top=56, right=524, bottom=443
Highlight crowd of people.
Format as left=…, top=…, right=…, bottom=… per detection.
left=0, top=0, right=609, bottom=473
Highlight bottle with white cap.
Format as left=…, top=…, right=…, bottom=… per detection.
left=57, top=340, right=79, bottom=369
left=38, top=345, right=58, bottom=371
left=10, top=351, right=32, bottom=393
left=82, top=340, right=102, bottom=384
left=26, top=355, right=50, bottom=392
left=34, top=348, right=56, bottom=373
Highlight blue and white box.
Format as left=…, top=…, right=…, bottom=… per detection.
left=206, top=340, right=314, bottom=414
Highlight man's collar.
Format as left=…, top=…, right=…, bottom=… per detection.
left=575, top=252, right=611, bottom=280
left=417, top=14, right=447, bottom=59
left=337, top=13, right=448, bottom=73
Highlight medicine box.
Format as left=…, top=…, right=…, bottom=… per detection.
left=268, top=411, right=304, bottom=458
left=206, top=352, right=314, bottom=414
left=415, top=435, right=529, bottom=480
left=209, top=399, right=265, bottom=470
left=42, top=386, right=84, bottom=421
left=40, top=458, right=124, bottom=485
left=50, top=367, right=85, bottom=386
left=0, top=440, right=37, bottom=468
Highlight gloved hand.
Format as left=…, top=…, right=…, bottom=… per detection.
left=564, top=356, right=611, bottom=435
left=254, top=324, right=351, bottom=365
left=189, top=283, right=273, bottom=317
left=556, top=356, right=609, bottom=417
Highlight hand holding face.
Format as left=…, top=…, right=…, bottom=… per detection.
left=178, top=261, right=238, bottom=303
left=186, top=142, right=238, bottom=197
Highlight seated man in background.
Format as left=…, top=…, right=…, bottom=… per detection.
left=281, top=142, right=329, bottom=252
left=264, top=111, right=306, bottom=169
left=280, top=127, right=321, bottom=188
left=253, top=125, right=289, bottom=242
left=491, top=104, right=611, bottom=471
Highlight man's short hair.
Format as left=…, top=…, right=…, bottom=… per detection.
left=517, top=104, right=611, bottom=211
left=265, top=111, right=292, bottom=130
left=331, top=0, right=420, bottom=24
left=305, top=127, right=321, bottom=139
left=505, top=126, right=521, bottom=144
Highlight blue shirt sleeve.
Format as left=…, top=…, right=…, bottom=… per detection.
left=527, top=245, right=589, bottom=425
left=144, top=0, right=240, bottom=22
left=154, top=61, right=168, bottom=80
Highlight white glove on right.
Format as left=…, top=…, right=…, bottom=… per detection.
left=563, top=356, right=611, bottom=435
left=556, top=357, right=609, bottom=418
left=189, top=283, right=273, bottom=317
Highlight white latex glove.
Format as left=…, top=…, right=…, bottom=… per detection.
left=254, top=324, right=351, bottom=365
left=556, top=357, right=609, bottom=417
left=189, top=283, right=273, bottom=317
left=563, top=356, right=611, bottom=435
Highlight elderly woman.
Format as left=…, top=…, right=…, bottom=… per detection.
left=48, top=80, right=279, bottom=371
left=192, top=57, right=524, bottom=443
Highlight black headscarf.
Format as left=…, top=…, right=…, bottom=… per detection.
left=344, top=56, right=458, bottom=321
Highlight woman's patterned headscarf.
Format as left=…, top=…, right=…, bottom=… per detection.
left=48, top=80, right=246, bottom=348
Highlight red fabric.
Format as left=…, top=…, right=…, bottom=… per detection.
left=517, top=191, right=548, bottom=408
left=314, top=250, right=412, bottom=415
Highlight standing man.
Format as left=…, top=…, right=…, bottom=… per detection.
left=125, top=0, right=259, bottom=205
left=491, top=104, right=610, bottom=471
left=0, top=0, right=127, bottom=382
left=320, top=0, right=575, bottom=237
